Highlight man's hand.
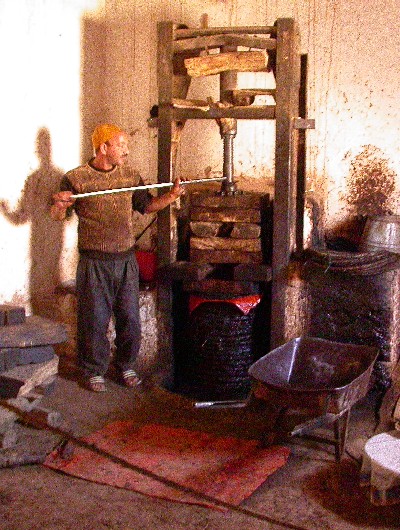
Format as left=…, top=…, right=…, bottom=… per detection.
left=52, top=191, right=75, bottom=208
left=50, top=191, right=75, bottom=220
left=144, top=177, right=186, bottom=214
left=170, top=177, right=186, bottom=199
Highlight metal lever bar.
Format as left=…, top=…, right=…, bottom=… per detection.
left=70, top=177, right=225, bottom=199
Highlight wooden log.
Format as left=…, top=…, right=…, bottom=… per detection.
left=190, top=208, right=261, bottom=223
left=184, top=50, right=269, bottom=77
left=0, top=355, right=59, bottom=399
left=0, top=305, right=26, bottom=326
left=230, top=223, right=261, bottom=239
left=172, top=98, right=210, bottom=111
left=231, top=88, right=276, bottom=101
left=190, top=221, right=222, bottom=237
left=190, top=249, right=263, bottom=264
left=0, top=316, right=68, bottom=348
left=190, top=236, right=261, bottom=252
left=190, top=221, right=261, bottom=239
left=190, top=191, right=267, bottom=209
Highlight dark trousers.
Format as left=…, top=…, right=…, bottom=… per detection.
left=76, top=252, right=141, bottom=377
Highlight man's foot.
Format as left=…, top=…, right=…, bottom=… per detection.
left=122, top=369, right=142, bottom=388
left=87, top=375, right=107, bottom=392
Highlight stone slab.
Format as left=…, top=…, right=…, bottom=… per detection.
left=0, top=316, right=68, bottom=348
left=0, top=305, right=26, bottom=326
left=0, top=345, right=55, bottom=372
left=0, top=355, right=59, bottom=398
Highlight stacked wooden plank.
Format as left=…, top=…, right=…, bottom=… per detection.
left=0, top=304, right=68, bottom=450
left=189, top=191, right=269, bottom=264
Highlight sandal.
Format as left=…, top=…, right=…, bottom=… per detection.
left=88, top=375, right=107, bottom=392
left=122, top=369, right=142, bottom=388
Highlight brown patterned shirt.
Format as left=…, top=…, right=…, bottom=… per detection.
left=61, top=161, right=151, bottom=254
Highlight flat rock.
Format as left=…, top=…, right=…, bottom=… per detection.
left=0, top=345, right=55, bottom=372
left=0, top=316, right=68, bottom=348
left=0, top=355, right=59, bottom=398
left=0, top=305, right=26, bottom=326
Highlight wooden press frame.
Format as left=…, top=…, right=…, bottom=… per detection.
left=155, top=19, right=313, bottom=381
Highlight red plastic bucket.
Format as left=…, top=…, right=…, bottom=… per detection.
left=135, top=250, right=157, bottom=282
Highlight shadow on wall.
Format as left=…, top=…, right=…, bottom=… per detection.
left=0, top=127, right=65, bottom=318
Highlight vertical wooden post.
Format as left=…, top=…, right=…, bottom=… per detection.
left=157, top=21, right=175, bottom=265
left=219, top=46, right=238, bottom=103
left=270, top=18, right=301, bottom=348
left=156, top=22, right=176, bottom=384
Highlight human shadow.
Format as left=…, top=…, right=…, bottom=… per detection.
left=0, top=127, right=65, bottom=319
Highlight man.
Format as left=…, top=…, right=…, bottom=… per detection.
left=51, top=124, right=184, bottom=392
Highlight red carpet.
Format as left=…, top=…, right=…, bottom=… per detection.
left=44, top=422, right=289, bottom=510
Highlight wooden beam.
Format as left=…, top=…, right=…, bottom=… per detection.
left=175, top=26, right=277, bottom=39
left=172, top=106, right=276, bottom=120
left=157, top=262, right=216, bottom=282
left=182, top=279, right=259, bottom=296
left=270, top=18, right=301, bottom=349
left=190, top=236, right=262, bottom=252
left=190, top=249, right=263, bottom=264
left=233, top=264, right=272, bottom=282
left=190, top=208, right=261, bottom=223
left=174, top=35, right=276, bottom=54
left=157, top=22, right=176, bottom=385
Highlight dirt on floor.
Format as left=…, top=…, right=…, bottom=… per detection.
left=0, top=356, right=399, bottom=530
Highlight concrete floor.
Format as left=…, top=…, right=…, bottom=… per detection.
left=1, top=357, right=399, bottom=530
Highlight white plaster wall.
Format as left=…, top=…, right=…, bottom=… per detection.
left=0, top=0, right=97, bottom=313
left=1, top=0, right=400, bottom=316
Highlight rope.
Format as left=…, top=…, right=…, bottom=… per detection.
left=302, top=249, right=400, bottom=276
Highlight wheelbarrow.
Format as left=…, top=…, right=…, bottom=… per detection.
left=248, top=336, right=379, bottom=461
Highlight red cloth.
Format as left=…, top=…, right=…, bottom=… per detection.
left=43, top=422, right=289, bottom=510
left=189, top=294, right=261, bottom=315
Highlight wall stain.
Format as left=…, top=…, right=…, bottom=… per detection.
left=345, top=145, right=396, bottom=217
left=327, top=145, right=397, bottom=250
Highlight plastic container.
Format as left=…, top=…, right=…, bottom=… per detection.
left=135, top=250, right=157, bottom=282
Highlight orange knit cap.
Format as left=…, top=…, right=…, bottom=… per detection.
left=91, top=124, right=124, bottom=151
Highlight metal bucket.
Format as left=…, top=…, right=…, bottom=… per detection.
left=359, top=215, right=400, bottom=254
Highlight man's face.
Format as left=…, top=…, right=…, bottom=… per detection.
left=104, top=133, right=130, bottom=166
